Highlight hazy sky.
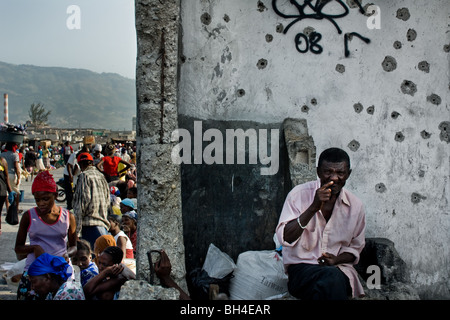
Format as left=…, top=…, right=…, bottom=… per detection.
left=0, top=0, right=137, bottom=79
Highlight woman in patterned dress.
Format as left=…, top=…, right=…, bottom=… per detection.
left=28, top=253, right=85, bottom=300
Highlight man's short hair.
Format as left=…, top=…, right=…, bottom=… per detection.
left=318, top=148, right=351, bottom=169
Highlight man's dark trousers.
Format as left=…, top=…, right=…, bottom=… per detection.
left=287, top=263, right=352, bottom=300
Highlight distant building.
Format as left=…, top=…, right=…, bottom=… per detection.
left=22, top=126, right=135, bottom=147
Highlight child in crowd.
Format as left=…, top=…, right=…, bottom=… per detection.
left=109, top=186, right=122, bottom=216
left=120, top=198, right=136, bottom=214
left=121, top=210, right=137, bottom=256
left=93, top=235, right=116, bottom=266
left=82, top=246, right=135, bottom=300
left=108, top=215, right=134, bottom=260
left=72, top=239, right=99, bottom=287
left=126, top=186, right=137, bottom=199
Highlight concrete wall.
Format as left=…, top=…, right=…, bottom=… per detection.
left=177, top=0, right=450, bottom=298
left=135, top=0, right=187, bottom=291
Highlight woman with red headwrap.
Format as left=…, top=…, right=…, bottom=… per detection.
left=14, top=170, right=77, bottom=300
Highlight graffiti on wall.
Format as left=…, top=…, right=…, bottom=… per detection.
left=272, top=0, right=370, bottom=57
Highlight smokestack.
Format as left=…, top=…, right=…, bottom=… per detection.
left=3, top=93, right=8, bottom=123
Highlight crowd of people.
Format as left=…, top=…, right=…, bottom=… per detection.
left=1, top=140, right=189, bottom=301
left=2, top=141, right=367, bottom=301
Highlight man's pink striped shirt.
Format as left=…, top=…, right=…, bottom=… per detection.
left=276, top=180, right=366, bottom=298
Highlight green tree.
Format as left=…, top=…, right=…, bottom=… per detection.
left=28, top=103, right=51, bottom=129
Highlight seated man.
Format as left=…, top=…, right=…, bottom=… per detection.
left=276, top=147, right=366, bottom=300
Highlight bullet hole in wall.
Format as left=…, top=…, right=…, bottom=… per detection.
left=303, top=26, right=315, bottom=36
left=353, top=102, right=363, bottom=113
left=276, top=23, right=284, bottom=33
left=301, top=105, right=309, bottom=113
left=406, top=29, right=417, bottom=42
left=201, top=12, right=211, bottom=25
left=310, top=98, right=317, bottom=106
left=401, top=80, right=417, bottom=96
left=366, top=105, right=375, bottom=115
left=396, top=8, right=411, bottom=21
left=391, top=111, right=401, bottom=119
left=236, top=89, right=246, bottom=97
left=411, top=192, right=426, bottom=204
left=348, top=140, right=360, bottom=152
left=439, top=121, right=450, bottom=143
left=393, top=41, right=402, bottom=49
left=223, top=14, right=230, bottom=23
left=418, top=61, right=430, bottom=73
left=257, top=0, right=267, bottom=12
left=265, top=34, right=273, bottom=42
left=382, top=56, right=397, bottom=72
left=375, top=183, right=387, bottom=193
left=257, top=58, right=268, bottom=69
left=420, top=130, right=432, bottom=139
left=335, top=64, right=345, bottom=73
left=427, top=94, right=441, bottom=105
left=443, top=44, right=450, bottom=53
left=395, top=131, right=405, bottom=142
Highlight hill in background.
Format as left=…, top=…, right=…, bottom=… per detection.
left=0, top=61, right=136, bottom=130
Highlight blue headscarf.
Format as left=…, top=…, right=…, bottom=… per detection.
left=28, top=253, right=72, bottom=281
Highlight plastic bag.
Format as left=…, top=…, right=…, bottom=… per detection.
left=202, top=243, right=236, bottom=279
left=188, top=244, right=236, bottom=300
left=6, top=200, right=18, bottom=225
left=188, top=268, right=234, bottom=300
left=4, top=259, right=26, bottom=291
left=229, top=250, right=288, bottom=300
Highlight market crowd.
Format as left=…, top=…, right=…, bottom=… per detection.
left=1, top=141, right=189, bottom=300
